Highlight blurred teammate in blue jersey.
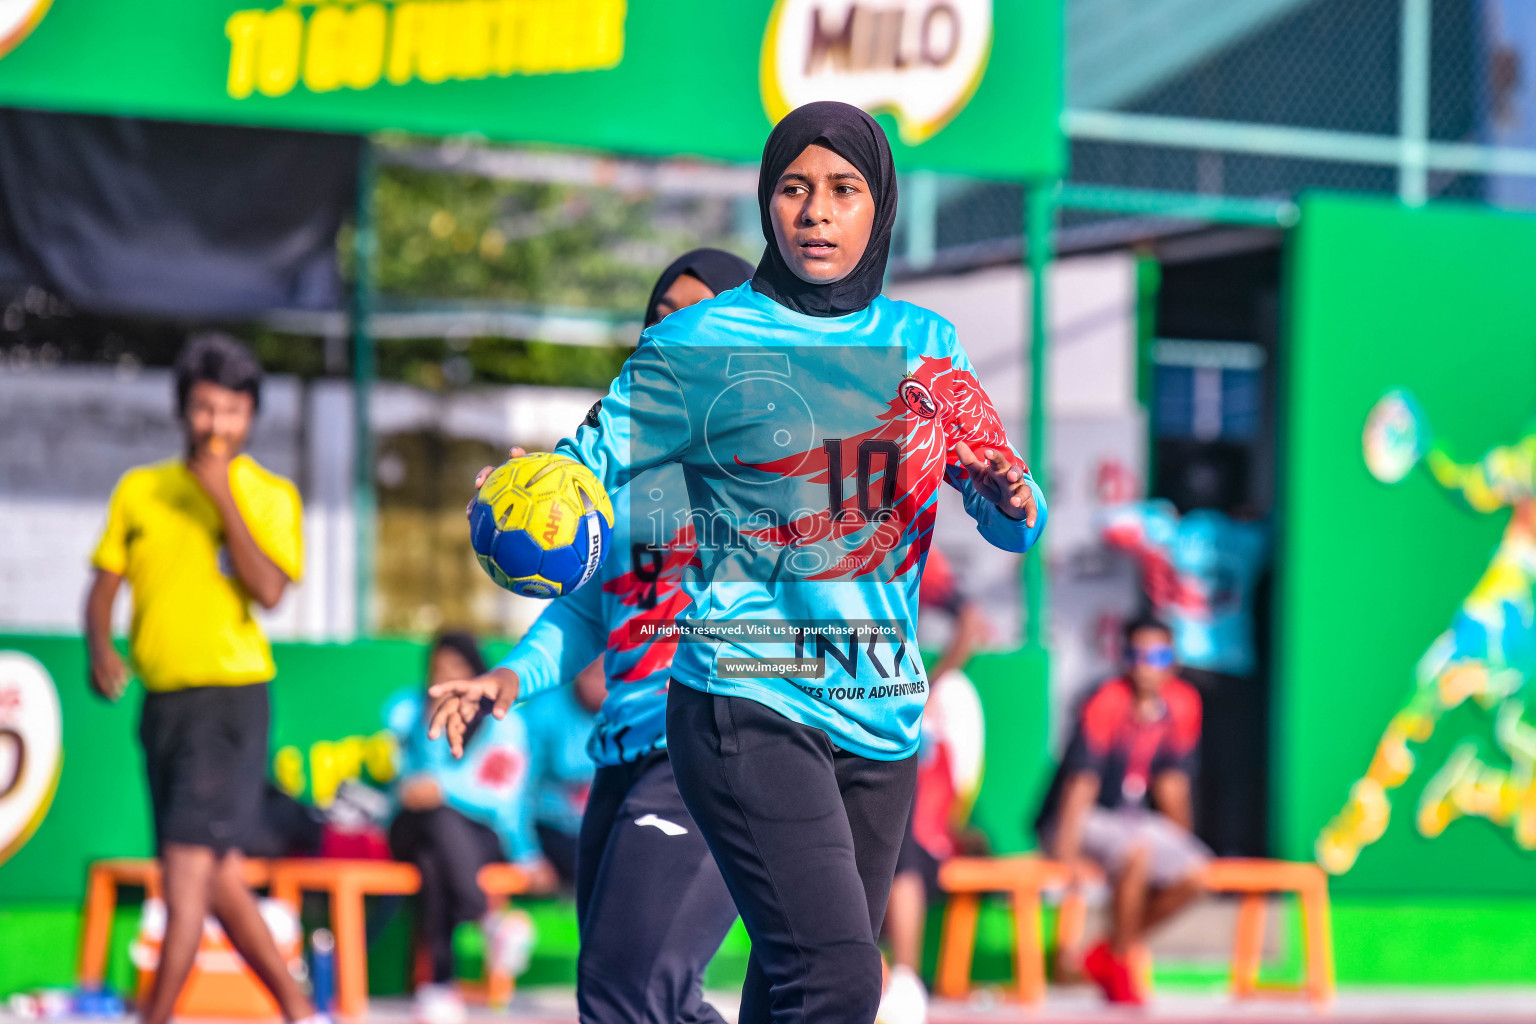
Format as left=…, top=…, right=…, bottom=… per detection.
left=435, top=105, right=1045, bottom=1024
left=436, top=250, right=753, bottom=1024
left=1100, top=501, right=1267, bottom=678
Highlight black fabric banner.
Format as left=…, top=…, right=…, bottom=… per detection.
left=0, top=108, right=359, bottom=317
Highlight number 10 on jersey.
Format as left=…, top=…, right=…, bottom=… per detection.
left=824, top=439, right=900, bottom=523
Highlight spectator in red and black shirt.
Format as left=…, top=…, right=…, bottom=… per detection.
left=1035, top=616, right=1209, bottom=1005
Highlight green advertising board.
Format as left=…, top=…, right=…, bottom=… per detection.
left=0, top=0, right=1062, bottom=179
left=0, top=632, right=1040, bottom=902
left=0, top=634, right=440, bottom=903
left=1280, top=193, right=1536, bottom=894
left=8, top=621, right=1536, bottom=987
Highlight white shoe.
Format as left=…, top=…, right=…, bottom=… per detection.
left=412, top=982, right=466, bottom=1024
left=876, top=965, right=929, bottom=1024
left=483, top=908, right=536, bottom=978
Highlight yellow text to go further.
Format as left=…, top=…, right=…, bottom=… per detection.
left=225, top=0, right=626, bottom=100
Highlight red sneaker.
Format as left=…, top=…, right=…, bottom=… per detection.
left=1083, top=941, right=1145, bottom=1006
left=1110, top=951, right=1147, bottom=1007
left=1083, top=942, right=1120, bottom=1001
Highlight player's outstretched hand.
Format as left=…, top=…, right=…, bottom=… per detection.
left=466, top=446, right=528, bottom=519
left=953, top=441, right=1038, bottom=527
left=427, top=667, right=520, bottom=757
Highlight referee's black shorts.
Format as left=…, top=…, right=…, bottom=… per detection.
left=139, top=682, right=270, bottom=856
left=895, top=806, right=944, bottom=900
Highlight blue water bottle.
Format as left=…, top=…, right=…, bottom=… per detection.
left=309, top=928, right=336, bottom=1014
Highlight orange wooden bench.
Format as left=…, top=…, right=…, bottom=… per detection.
left=77, top=857, right=272, bottom=990
left=268, top=859, right=419, bottom=1021
left=1204, top=858, right=1334, bottom=1005
left=933, top=856, right=1071, bottom=1003
left=268, top=858, right=532, bottom=1020
left=936, top=855, right=1334, bottom=1007
left=79, top=856, right=533, bottom=1018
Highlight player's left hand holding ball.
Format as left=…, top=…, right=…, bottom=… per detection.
left=465, top=446, right=528, bottom=515
left=435, top=445, right=614, bottom=757
left=430, top=447, right=539, bottom=758
left=467, top=447, right=614, bottom=599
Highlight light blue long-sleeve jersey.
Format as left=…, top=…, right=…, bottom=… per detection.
left=385, top=690, right=541, bottom=863
left=554, top=283, right=1046, bottom=760
left=496, top=464, right=698, bottom=766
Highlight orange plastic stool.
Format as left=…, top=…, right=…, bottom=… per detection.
left=268, top=859, right=535, bottom=1020
left=934, top=856, right=1070, bottom=1003
left=1202, top=858, right=1335, bottom=1007
left=1052, top=857, right=1334, bottom=1007
left=268, top=859, right=421, bottom=1021
left=77, top=857, right=271, bottom=989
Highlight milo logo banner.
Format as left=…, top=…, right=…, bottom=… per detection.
left=762, top=0, right=993, bottom=144
left=0, top=651, right=62, bottom=866
left=0, top=0, right=1060, bottom=179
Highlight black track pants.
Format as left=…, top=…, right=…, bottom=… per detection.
left=575, top=751, right=738, bottom=1024
left=388, top=806, right=502, bottom=983
left=666, top=683, right=917, bottom=1024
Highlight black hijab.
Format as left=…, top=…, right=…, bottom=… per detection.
left=751, top=101, right=899, bottom=318
left=430, top=630, right=488, bottom=678
left=644, top=248, right=755, bottom=327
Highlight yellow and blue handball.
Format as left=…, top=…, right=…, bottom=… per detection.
left=469, top=453, right=614, bottom=598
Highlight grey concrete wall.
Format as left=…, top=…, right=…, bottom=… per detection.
left=0, top=364, right=598, bottom=640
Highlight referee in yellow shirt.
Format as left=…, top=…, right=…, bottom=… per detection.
left=83, top=334, right=323, bottom=1024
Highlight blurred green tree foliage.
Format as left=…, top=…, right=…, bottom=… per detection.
left=4, top=153, right=756, bottom=390
left=365, top=165, right=664, bottom=309
left=329, top=160, right=752, bottom=388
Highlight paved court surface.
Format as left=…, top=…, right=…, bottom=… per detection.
left=9, top=988, right=1535, bottom=1024
left=923, top=988, right=1536, bottom=1022
left=520, top=987, right=1536, bottom=1023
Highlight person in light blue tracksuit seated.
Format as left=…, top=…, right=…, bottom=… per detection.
left=518, top=663, right=600, bottom=887
left=385, top=633, right=556, bottom=1023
